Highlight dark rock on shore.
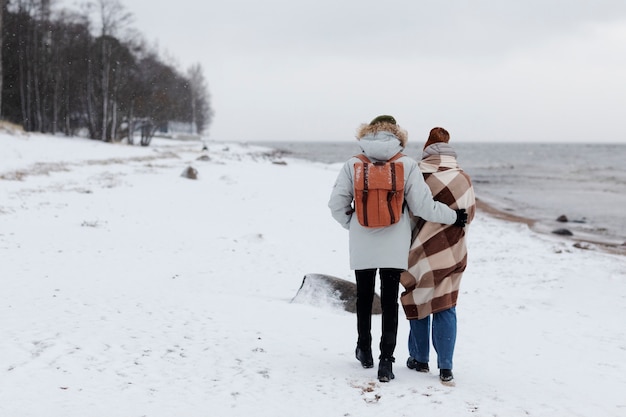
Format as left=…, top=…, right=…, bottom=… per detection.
left=181, top=166, right=198, bottom=179
left=552, top=228, right=573, bottom=236
left=556, top=214, right=588, bottom=224
left=292, top=273, right=382, bottom=314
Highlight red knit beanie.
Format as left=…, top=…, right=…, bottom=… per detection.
left=423, top=127, right=450, bottom=149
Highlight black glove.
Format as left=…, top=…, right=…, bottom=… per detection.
left=454, top=208, right=467, bottom=228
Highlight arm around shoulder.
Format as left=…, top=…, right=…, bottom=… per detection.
left=402, top=158, right=457, bottom=225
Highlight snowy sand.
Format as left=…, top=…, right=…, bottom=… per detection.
left=1, top=133, right=625, bottom=417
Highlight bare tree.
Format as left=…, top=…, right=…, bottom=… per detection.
left=49, top=10, right=92, bottom=136
left=9, top=0, right=38, bottom=131
left=187, top=63, right=214, bottom=135
left=93, top=0, right=131, bottom=141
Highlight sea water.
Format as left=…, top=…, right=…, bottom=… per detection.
left=258, top=141, right=626, bottom=246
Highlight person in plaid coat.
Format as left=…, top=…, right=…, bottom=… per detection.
left=400, top=127, right=476, bottom=386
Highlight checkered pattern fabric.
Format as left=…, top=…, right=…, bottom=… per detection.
left=400, top=153, right=476, bottom=320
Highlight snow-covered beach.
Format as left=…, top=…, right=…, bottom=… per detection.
left=1, top=132, right=626, bottom=417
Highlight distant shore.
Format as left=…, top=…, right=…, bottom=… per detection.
left=476, top=198, right=626, bottom=257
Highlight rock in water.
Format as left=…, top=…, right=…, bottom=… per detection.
left=291, top=273, right=382, bottom=314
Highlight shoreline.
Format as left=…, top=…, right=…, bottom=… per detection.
left=261, top=142, right=626, bottom=258
left=475, top=198, right=626, bottom=257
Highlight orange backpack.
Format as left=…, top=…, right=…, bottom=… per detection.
left=353, top=153, right=405, bottom=228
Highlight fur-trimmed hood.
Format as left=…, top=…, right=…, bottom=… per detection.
left=356, top=121, right=408, bottom=148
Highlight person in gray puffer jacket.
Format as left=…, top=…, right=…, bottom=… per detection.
left=328, top=115, right=467, bottom=383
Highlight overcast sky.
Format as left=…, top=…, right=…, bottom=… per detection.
left=59, top=0, right=626, bottom=143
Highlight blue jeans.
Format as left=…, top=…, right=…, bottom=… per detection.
left=408, top=307, right=456, bottom=370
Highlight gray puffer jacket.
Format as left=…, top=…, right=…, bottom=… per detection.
left=328, top=130, right=457, bottom=270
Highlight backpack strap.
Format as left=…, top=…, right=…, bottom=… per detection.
left=388, top=161, right=398, bottom=224
left=387, top=153, right=404, bottom=224
left=390, top=153, right=408, bottom=214
left=388, top=152, right=405, bottom=162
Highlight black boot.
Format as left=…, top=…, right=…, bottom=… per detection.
left=355, top=347, right=374, bottom=368
left=377, top=357, right=395, bottom=382
left=407, top=357, right=430, bottom=372
left=440, top=369, right=454, bottom=386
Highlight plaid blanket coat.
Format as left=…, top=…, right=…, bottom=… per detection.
left=400, top=143, right=476, bottom=320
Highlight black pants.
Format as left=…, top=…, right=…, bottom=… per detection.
left=355, top=268, right=402, bottom=360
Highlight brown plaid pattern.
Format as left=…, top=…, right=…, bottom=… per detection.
left=400, top=154, right=476, bottom=320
